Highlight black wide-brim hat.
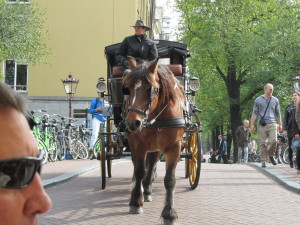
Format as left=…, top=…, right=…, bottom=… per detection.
left=131, top=20, right=151, bottom=31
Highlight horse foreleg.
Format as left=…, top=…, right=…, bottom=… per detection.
left=161, top=149, right=180, bottom=225
left=129, top=153, right=146, bottom=214
left=143, top=152, right=160, bottom=202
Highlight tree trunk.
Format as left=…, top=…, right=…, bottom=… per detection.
left=225, top=59, right=242, bottom=162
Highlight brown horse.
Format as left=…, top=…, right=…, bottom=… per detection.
left=122, top=57, right=185, bottom=225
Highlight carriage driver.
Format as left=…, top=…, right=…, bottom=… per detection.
left=115, top=19, right=158, bottom=75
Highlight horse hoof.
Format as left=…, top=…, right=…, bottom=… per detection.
left=144, top=194, right=152, bottom=202
left=129, top=206, right=143, bottom=214
left=164, top=220, right=178, bottom=225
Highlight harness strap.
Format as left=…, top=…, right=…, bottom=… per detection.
left=128, top=106, right=147, bottom=117
left=145, top=118, right=186, bottom=129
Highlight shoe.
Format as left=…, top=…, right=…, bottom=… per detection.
left=89, top=149, right=94, bottom=160
left=297, top=170, right=300, bottom=174
left=269, top=157, right=277, bottom=165
left=261, top=162, right=266, bottom=168
left=290, top=161, right=294, bottom=168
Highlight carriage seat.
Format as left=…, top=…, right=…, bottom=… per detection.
left=112, top=66, right=124, bottom=78
left=112, top=64, right=182, bottom=77
left=167, top=64, right=182, bottom=76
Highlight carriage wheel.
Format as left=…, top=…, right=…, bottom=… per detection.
left=100, top=124, right=106, bottom=190
left=183, top=136, right=189, bottom=178
left=107, top=119, right=113, bottom=178
left=187, top=131, right=201, bottom=189
left=101, top=135, right=106, bottom=189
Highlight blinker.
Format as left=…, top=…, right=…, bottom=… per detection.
left=122, top=86, right=130, bottom=95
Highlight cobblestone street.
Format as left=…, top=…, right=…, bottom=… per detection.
left=40, top=160, right=300, bottom=225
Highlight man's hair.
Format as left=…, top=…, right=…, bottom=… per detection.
left=264, top=83, right=273, bottom=90
left=0, top=82, right=25, bottom=114
left=243, top=119, right=249, bottom=124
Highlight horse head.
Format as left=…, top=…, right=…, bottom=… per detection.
left=122, top=57, right=160, bottom=133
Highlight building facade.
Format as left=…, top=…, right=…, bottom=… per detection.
left=1, top=0, right=155, bottom=118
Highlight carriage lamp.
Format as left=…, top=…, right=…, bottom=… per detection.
left=96, top=77, right=106, bottom=93
left=61, top=74, right=79, bottom=121
left=292, top=71, right=300, bottom=91
left=189, top=77, right=200, bottom=92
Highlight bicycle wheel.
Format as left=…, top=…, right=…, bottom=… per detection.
left=93, top=138, right=101, bottom=158
left=282, top=145, right=290, bottom=164
left=71, top=139, right=89, bottom=159
left=36, top=138, right=48, bottom=164
left=48, top=136, right=58, bottom=162
left=56, top=136, right=66, bottom=161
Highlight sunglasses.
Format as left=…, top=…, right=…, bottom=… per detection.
left=0, top=150, right=44, bottom=189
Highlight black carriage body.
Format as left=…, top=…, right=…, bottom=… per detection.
left=104, top=40, right=190, bottom=109
left=100, top=41, right=202, bottom=190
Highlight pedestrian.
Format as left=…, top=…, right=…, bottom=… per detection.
left=115, top=19, right=158, bottom=76
left=293, top=97, right=300, bottom=174
left=282, top=91, right=300, bottom=168
left=217, top=135, right=228, bottom=164
left=250, top=83, right=282, bottom=168
left=89, top=88, right=106, bottom=159
left=248, top=137, right=257, bottom=162
left=0, top=82, right=52, bottom=224
left=235, top=119, right=251, bottom=163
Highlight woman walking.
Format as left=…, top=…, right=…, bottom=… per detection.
left=283, top=91, right=300, bottom=168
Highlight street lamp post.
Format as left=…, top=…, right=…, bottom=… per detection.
left=61, top=74, right=79, bottom=122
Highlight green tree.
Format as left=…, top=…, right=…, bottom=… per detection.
left=0, top=0, right=49, bottom=64
left=176, top=0, right=300, bottom=160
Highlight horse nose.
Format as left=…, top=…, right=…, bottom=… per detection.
left=127, top=119, right=143, bottom=132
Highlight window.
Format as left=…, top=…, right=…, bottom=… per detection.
left=6, top=0, right=30, bottom=4
left=4, top=60, right=28, bottom=92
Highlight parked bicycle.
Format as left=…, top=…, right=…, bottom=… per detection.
left=30, top=110, right=90, bottom=162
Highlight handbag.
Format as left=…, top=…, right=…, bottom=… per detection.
left=259, top=97, right=272, bottom=126
left=291, top=138, right=300, bottom=150
left=259, top=118, right=267, bottom=126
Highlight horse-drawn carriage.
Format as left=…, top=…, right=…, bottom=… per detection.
left=96, top=40, right=202, bottom=224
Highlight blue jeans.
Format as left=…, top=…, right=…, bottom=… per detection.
left=238, top=146, right=249, bottom=163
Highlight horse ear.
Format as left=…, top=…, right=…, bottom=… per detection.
left=148, top=58, right=159, bottom=74
left=127, top=56, right=137, bottom=70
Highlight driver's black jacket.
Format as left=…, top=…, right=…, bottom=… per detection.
left=115, top=34, right=158, bottom=68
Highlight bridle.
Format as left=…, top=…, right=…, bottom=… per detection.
left=123, top=82, right=168, bottom=126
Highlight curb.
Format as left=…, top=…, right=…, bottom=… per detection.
left=42, top=158, right=131, bottom=189
left=43, top=163, right=99, bottom=189
left=249, top=163, right=300, bottom=195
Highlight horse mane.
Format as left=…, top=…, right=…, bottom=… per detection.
left=157, top=65, right=184, bottom=104
left=123, top=62, right=184, bottom=105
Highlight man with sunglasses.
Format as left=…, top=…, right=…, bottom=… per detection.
left=250, top=83, right=282, bottom=168
left=0, top=82, right=51, bottom=224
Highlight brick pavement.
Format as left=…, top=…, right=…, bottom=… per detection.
left=39, top=161, right=300, bottom=225
left=41, top=159, right=99, bottom=181
left=263, top=162, right=300, bottom=184
left=249, top=161, right=300, bottom=194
